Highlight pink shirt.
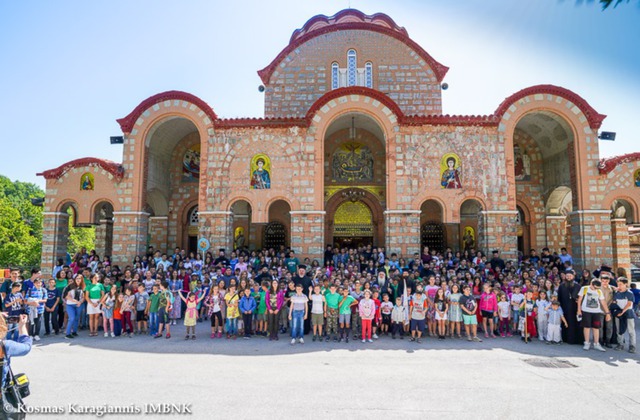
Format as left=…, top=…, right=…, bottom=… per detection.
left=479, top=292, right=498, bottom=312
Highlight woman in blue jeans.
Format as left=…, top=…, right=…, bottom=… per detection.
left=288, top=284, right=308, bottom=345
left=63, top=277, right=84, bottom=339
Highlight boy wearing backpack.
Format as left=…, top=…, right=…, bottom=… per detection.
left=154, top=281, right=173, bottom=339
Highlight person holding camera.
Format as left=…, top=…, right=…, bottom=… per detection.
left=1, top=313, right=33, bottom=419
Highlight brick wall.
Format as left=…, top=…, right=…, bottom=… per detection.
left=569, top=211, right=613, bottom=271
left=264, top=29, right=441, bottom=118
left=290, top=213, right=325, bottom=260
left=384, top=211, right=420, bottom=257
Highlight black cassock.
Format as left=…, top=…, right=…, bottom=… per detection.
left=558, top=280, right=582, bottom=344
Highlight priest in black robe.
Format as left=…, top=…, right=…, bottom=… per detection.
left=558, top=270, right=582, bottom=344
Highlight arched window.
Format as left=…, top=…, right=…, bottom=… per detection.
left=365, top=62, right=373, bottom=88
left=331, top=62, right=339, bottom=90
left=189, top=206, right=199, bottom=226
left=347, top=49, right=357, bottom=87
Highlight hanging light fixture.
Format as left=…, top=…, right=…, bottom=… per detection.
left=349, top=116, right=356, bottom=140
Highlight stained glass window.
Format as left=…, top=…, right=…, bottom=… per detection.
left=331, top=62, right=339, bottom=90
left=347, top=49, right=357, bottom=87
left=365, top=62, right=373, bottom=88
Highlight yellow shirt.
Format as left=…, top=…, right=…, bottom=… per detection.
left=225, top=292, right=240, bottom=319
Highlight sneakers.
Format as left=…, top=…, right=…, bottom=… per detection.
left=467, top=336, right=472, bottom=341
left=472, top=336, right=482, bottom=342
left=165, top=333, right=171, bottom=339
left=104, top=333, right=109, bottom=338
left=110, top=332, right=115, bottom=338
left=416, top=338, right=422, bottom=344
left=65, top=334, right=74, bottom=339
left=313, top=335, right=317, bottom=342
left=291, top=338, right=296, bottom=345
left=372, top=334, right=378, bottom=339
left=153, top=333, right=162, bottom=339
left=367, top=339, right=373, bottom=343
left=210, top=333, right=216, bottom=339
left=593, top=343, right=606, bottom=352
left=217, top=332, right=223, bottom=338
left=299, top=338, right=304, bottom=344
left=362, top=339, right=366, bottom=343
left=583, top=342, right=591, bottom=351
left=630, top=346, right=636, bottom=354
left=614, top=344, right=624, bottom=351
left=33, top=335, right=41, bottom=342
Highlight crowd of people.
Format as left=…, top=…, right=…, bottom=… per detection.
left=2, top=244, right=638, bottom=353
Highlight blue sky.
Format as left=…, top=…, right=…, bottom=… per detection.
left=1, top=0, right=638, bottom=188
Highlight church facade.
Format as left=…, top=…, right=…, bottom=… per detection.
left=38, top=9, right=640, bottom=274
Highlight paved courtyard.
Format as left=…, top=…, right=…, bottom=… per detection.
left=14, top=321, right=640, bottom=420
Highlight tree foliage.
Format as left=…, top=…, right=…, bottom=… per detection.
left=600, top=0, right=632, bottom=9
left=0, top=175, right=95, bottom=270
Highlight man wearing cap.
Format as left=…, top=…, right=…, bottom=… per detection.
left=558, top=269, right=582, bottom=345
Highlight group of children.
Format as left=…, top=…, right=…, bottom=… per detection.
left=40, top=272, right=578, bottom=348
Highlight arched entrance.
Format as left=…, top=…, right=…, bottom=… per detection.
left=323, top=112, right=386, bottom=247
left=459, top=199, right=483, bottom=252
left=420, top=199, right=445, bottom=253
left=144, top=116, right=201, bottom=254
left=231, top=200, right=252, bottom=251
left=186, top=206, right=199, bottom=254
left=512, top=111, right=576, bottom=254
left=516, top=205, right=528, bottom=256
left=264, top=200, right=291, bottom=251
left=92, top=201, right=114, bottom=258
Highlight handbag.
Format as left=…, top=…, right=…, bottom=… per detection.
left=1, top=341, right=30, bottom=420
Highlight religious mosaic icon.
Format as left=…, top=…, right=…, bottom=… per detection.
left=250, top=154, right=271, bottom=189
left=332, top=142, right=374, bottom=182
left=514, top=143, right=531, bottom=181
left=234, top=227, right=245, bottom=249
left=635, top=169, right=640, bottom=187
left=80, top=173, right=94, bottom=191
left=440, top=153, right=462, bottom=189
left=183, top=144, right=201, bottom=180
left=462, top=226, right=475, bottom=251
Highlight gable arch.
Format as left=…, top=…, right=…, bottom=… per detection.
left=308, top=88, right=400, bottom=209
left=497, top=85, right=604, bottom=211
left=122, top=94, right=214, bottom=213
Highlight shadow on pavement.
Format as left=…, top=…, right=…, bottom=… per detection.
left=31, top=322, right=640, bottom=366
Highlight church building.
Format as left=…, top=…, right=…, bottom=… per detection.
left=38, top=9, right=640, bottom=274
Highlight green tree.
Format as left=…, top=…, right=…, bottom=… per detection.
left=0, top=175, right=43, bottom=269
left=0, top=174, right=95, bottom=270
